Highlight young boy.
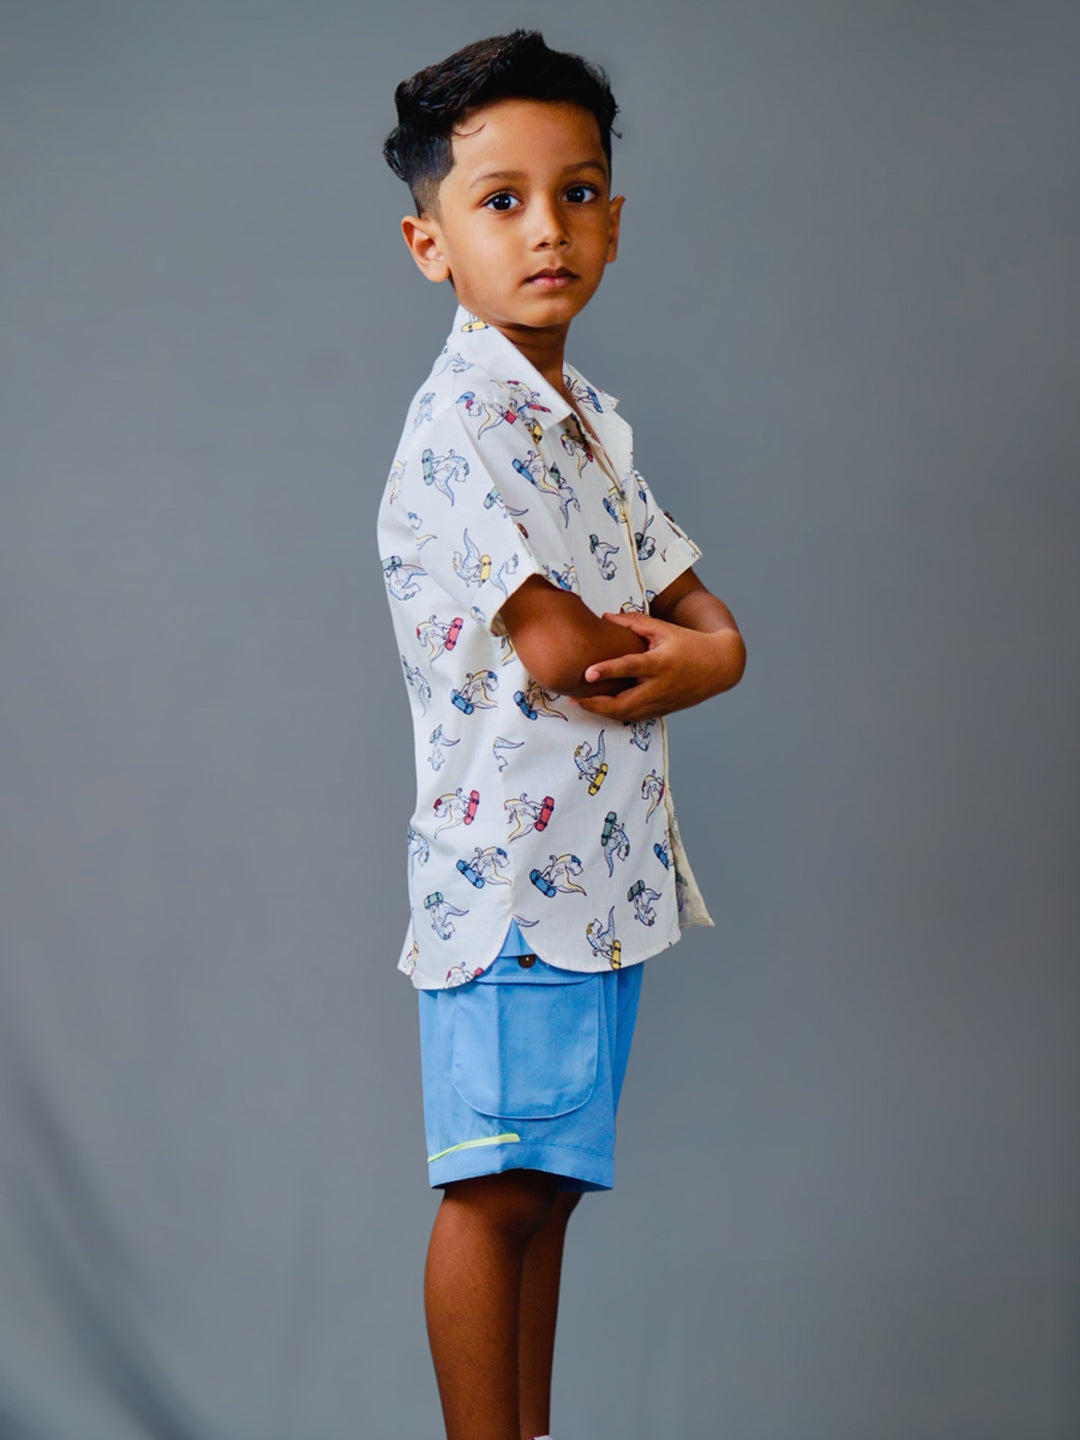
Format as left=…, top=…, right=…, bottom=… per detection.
left=379, top=31, right=745, bottom=1440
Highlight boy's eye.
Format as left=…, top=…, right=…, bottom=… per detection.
left=483, top=192, right=519, bottom=212
left=565, top=183, right=599, bottom=204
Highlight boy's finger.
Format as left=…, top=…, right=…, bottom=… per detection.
left=577, top=680, right=664, bottom=721
left=577, top=695, right=634, bottom=719
left=584, top=650, right=659, bottom=684
left=601, top=610, right=663, bottom=636
left=579, top=697, right=661, bottom=721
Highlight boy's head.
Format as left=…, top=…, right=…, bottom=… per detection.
left=383, top=30, right=619, bottom=218
left=384, top=33, right=625, bottom=338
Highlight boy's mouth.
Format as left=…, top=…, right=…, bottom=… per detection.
left=526, top=267, right=578, bottom=288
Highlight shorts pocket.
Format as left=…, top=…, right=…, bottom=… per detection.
left=451, top=962, right=600, bottom=1120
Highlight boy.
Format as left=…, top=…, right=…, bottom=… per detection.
left=379, top=31, right=745, bottom=1440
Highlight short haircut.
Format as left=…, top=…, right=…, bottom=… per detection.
left=383, top=30, right=619, bottom=215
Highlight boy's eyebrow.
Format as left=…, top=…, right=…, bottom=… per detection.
left=468, top=159, right=608, bottom=190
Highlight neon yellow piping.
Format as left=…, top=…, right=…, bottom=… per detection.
left=428, top=1133, right=521, bottom=1164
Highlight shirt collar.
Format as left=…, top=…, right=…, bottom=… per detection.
left=448, top=305, right=618, bottom=433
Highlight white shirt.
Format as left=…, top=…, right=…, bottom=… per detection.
left=378, top=305, right=713, bottom=989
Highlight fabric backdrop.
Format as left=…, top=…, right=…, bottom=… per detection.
left=2, top=2, right=1077, bottom=1436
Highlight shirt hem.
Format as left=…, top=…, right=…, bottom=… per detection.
left=404, top=927, right=679, bottom=989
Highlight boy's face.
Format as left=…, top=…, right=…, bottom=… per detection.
left=401, top=98, right=624, bottom=342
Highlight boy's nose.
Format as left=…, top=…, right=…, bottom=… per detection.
left=530, top=199, right=570, bottom=248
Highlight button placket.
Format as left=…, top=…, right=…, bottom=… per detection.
left=571, top=409, right=648, bottom=601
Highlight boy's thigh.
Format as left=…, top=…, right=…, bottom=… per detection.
left=418, top=945, right=643, bottom=1193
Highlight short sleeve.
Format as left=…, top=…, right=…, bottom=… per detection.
left=389, top=404, right=547, bottom=634
left=628, top=467, right=703, bottom=601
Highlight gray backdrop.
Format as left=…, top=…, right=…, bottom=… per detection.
left=2, top=2, right=1077, bottom=1437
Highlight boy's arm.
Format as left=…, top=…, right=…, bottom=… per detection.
left=573, top=568, right=746, bottom=721
left=498, top=575, right=648, bottom=698
left=498, top=569, right=745, bottom=716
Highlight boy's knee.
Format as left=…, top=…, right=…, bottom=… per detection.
left=443, top=1169, right=560, bottom=1245
left=552, top=1189, right=583, bottom=1226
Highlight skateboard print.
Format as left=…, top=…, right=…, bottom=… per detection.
left=585, top=906, right=622, bottom=968
left=420, top=447, right=470, bottom=504
left=505, top=793, right=555, bottom=841
left=511, top=449, right=580, bottom=526
left=529, top=853, right=587, bottom=898
left=416, top=614, right=463, bottom=662
left=628, top=878, right=662, bottom=926
left=382, top=554, right=426, bottom=601
left=513, top=680, right=568, bottom=722
left=573, top=730, right=608, bottom=794
left=589, top=532, right=619, bottom=579
left=641, top=769, right=665, bottom=820
left=456, top=844, right=511, bottom=888
left=449, top=669, right=499, bottom=716
left=433, top=786, right=480, bottom=835
left=601, top=810, right=631, bottom=876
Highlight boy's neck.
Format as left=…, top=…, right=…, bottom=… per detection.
left=494, top=321, right=572, bottom=403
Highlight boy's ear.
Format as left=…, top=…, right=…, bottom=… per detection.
left=606, top=195, right=625, bottom=264
left=400, top=215, right=451, bottom=283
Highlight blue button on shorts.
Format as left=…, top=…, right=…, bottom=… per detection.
left=418, top=927, right=644, bottom=1192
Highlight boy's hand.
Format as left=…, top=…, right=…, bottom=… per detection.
left=574, top=610, right=744, bottom=721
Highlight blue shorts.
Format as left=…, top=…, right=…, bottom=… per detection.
left=418, top=926, right=644, bottom=1192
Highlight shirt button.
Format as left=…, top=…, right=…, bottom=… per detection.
left=517, top=954, right=536, bottom=968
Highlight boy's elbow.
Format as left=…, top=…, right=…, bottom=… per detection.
left=515, top=627, right=638, bottom=699
left=725, top=629, right=747, bottom=690
left=500, top=578, right=646, bottom=697
left=512, top=628, right=592, bottom=696
left=498, top=580, right=611, bottom=696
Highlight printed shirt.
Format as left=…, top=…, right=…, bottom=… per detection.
left=378, top=305, right=714, bottom=990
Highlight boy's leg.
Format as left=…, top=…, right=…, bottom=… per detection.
left=517, top=1189, right=582, bottom=1440
left=425, top=1168, right=560, bottom=1440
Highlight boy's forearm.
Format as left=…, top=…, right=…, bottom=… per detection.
left=501, top=573, right=745, bottom=707
left=499, top=577, right=647, bottom=697
left=646, top=570, right=746, bottom=694
left=663, top=584, right=737, bottom=635
left=574, top=569, right=746, bottom=720
left=528, top=604, right=648, bottom=698
left=661, top=587, right=746, bottom=694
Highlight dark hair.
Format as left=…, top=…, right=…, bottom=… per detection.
left=383, top=30, right=619, bottom=214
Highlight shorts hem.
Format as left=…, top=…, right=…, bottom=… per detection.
left=426, top=1139, right=614, bottom=1192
